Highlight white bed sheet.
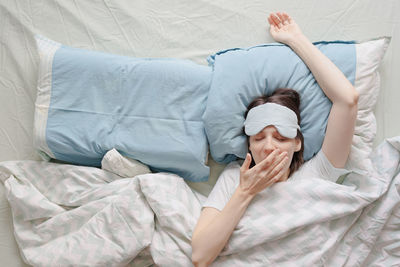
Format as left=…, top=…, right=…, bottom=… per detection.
left=0, top=136, right=399, bottom=266
left=0, top=0, right=399, bottom=266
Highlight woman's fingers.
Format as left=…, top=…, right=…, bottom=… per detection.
left=261, top=170, right=282, bottom=188
left=241, top=147, right=290, bottom=194
left=271, top=160, right=289, bottom=183
left=259, top=156, right=289, bottom=189
left=270, top=13, right=281, bottom=28
left=282, top=12, right=292, bottom=23
left=276, top=12, right=286, bottom=23
left=240, top=153, right=252, bottom=173
left=269, top=12, right=293, bottom=29
left=258, top=152, right=288, bottom=180
left=267, top=154, right=289, bottom=178
left=255, top=149, right=280, bottom=171
left=267, top=151, right=288, bottom=173
left=267, top=14, right=275, bottom=26
left=259, top=149, right=288, bottom=172
left=267, top=16, right=274, bottom=26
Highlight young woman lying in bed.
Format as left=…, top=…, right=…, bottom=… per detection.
left=191, top=11, right=359, bottom=266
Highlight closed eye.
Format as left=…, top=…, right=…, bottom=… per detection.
left=254, top=134, right=264, bottom=141
left=275, top=136, right=287, bottom=141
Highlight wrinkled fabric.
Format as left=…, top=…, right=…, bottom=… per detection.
left=0, top=137, right=399, bottom=266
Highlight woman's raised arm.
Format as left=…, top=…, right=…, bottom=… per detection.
left=268, top=12, right=358, bottom=168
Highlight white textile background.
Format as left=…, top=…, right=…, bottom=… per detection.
left=0, top=1, right=399, bottom=266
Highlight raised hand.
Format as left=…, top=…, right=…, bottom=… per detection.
left=239, top=149, right=289, bottom=197
left=267, top=12, right=303, bottom=45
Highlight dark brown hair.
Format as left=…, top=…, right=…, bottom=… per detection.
left=244, top=88, right=304, bottom=177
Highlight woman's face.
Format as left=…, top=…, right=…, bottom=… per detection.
left=248, top=125, right=301, bottom=180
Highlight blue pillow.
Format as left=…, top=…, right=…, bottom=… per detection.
left=34, top=35, right=211, bottom=182
left=203, top=41, right=356, bottom=163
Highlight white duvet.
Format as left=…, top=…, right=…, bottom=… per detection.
left=0, top=137, right=399, bottom=266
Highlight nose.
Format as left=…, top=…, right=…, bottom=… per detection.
left=263, top=136, right=276, bottom=154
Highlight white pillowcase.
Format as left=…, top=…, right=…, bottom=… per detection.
left=349, top=37, right=391, bottom=169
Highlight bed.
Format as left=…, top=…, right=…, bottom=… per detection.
left=0, top=0, right=399, bottom=266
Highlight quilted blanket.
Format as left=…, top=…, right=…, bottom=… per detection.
left=0, top=137, right=399, bottom=266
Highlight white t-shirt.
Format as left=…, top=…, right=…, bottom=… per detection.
left=202, top=150, right=350, bottom=211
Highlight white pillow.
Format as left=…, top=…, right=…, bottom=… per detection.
left=349, top=37, right=391, bottom=169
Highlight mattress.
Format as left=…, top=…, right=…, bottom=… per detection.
left=0, top=0, right=399, bottom=266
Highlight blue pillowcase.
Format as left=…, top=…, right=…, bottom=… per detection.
left=36, top=35, right=357, bottom=182
left=35, top=36, right=212, bottom=182
left=203, top=41, right=356, bottom=163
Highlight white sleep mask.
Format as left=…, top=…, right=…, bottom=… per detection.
left=244, top=102, right=300, bottom=138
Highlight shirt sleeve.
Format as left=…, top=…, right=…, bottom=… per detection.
left=307, top=149, right=351, bottom=183
left=202, top=162, right=240, bottom=211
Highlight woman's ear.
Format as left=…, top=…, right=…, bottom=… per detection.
left=294, top=137, right=301, bottom=152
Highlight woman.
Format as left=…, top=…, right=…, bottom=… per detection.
left=191, top=12, right=359, bottom=266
